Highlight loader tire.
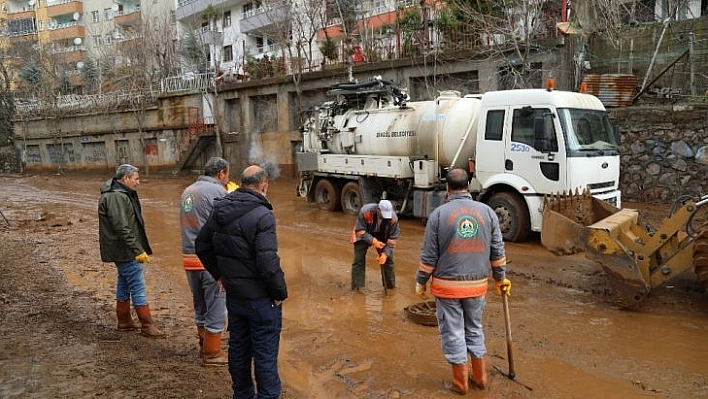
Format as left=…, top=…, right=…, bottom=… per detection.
left=693, top=223, right=708, bottom=290
left=487, top=192, right=531, bottom=242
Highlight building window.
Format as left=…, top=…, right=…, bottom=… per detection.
left=91, top=10, right=100, bottom=23
left=223, top=11, right=231, bottom=27
left=170, top=10, right=176, bottom=24
left=104, top=8, right=112, bottom=20
left=106, top=34, right=113, bottom=45
left=94, top=35, right=103, bottom=45
left=223, top=45, right=233, bottom=62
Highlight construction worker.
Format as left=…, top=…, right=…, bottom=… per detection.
left=416, top=168, right=511, bottom=394
left=350, top=199, right=399, bottom=291
left=180, top=157, right=230, bottom=366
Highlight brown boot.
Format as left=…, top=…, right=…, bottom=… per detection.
left=197, top=326, right=206, bottom=351
left=116, top=300, right=138, bottom=331
left=202, top=331, right=228, bottom=366
left=449, top=363, right=469, bottom=395
left=469, top=357, right=488, bottom=390
left=134, top=305, right=165, bottom=338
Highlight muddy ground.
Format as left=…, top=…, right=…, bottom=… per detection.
left=0, top=173, right=706, bottom=399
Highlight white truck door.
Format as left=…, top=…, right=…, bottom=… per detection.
left=504, top=107, right=567, bottom=195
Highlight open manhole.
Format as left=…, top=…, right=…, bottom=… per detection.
left=405, top=301, right=437, bottom=326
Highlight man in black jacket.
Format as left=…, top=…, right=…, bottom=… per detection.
left=196, top=164, right=287, bottom=399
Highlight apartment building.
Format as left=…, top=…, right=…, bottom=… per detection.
left=1, top=0, right=176, bottom=92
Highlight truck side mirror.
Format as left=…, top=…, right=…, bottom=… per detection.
left=533, top=116, right=558, bottom=153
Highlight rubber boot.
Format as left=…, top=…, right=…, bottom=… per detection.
left=116, top=300, right=138, bottom=331
left=202, top=331, right=228, bottom=366
left=134, top=305, right=165, bottom=338
left=469, top=357, right=488, bottom=390
left=449, top=363, right=469, bottom=395
left=197, top=326, right=206, bottom=351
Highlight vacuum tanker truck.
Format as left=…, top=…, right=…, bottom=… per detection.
left=296, top=77, right=622, bottom=242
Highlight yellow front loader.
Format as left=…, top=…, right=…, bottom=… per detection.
left=541, top=190, right=708, bottom=308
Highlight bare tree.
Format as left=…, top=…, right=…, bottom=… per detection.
left=108, top=3, right=179, bottom=175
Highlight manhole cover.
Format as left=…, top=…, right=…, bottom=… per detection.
left=405, top=301, right=437, bottom=326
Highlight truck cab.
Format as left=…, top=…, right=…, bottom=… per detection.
left=473, top=89, right=621, bottom=241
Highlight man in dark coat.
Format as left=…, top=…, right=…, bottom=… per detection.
left=98, top=163, right=164, bottom=338
left=196, top=164, right=288, bottom=399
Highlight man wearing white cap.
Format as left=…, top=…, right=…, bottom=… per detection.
left=349, top=199, right=400, bottom=291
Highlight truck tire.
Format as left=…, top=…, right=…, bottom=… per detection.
left=487, top=192, right=531, bottom=242
left=314, top=179, right=341, bottom=212
left=341, top=182, right=362, bottom=215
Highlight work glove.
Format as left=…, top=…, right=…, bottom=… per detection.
left=377, top=253, right=387, bottom=265
left=495, top=278, right=512, bottom=296
left=415, top=282, right=429, bottom=300
left=371, top=238, right=385, bottom=250
left=135, top=251, right=151, bottom=264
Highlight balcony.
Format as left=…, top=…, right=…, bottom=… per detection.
left=47, top=22, right=85, bottom=42
left=50, top=45, right=86, bottom=63
left=4, top=16, right=37, bottom=38
left=115, top=34, right=144, bottom=51
left=240, top=0, right=290, bottom=35
left=46, top=0, right=83, bottom=19
left=6, top=10, right=36, bottom=21
left=175, top=0, right=240, bottom=21
left=195, top=26, right=223, bottom=45
left=114, top=10, right=141, bottom=27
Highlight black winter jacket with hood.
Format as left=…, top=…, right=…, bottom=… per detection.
left=195, top=187, right=287, bottom=301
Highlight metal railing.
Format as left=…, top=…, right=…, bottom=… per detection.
left=160, top=72, right=214, bottom=93
left=14, top=91, right=156, bottom=115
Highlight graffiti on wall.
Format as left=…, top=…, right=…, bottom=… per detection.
left=25, top=145, right=42, bottom=163
left=47, top=143, right=76, bottom=164
left=116, top=140, right=130, bottom=164
left=83, top=142, right=108, bottom=163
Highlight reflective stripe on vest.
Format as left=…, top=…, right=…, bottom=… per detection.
left=430, top=276, right=488, bottom=299
left=182, top=253, right=204, bottom=271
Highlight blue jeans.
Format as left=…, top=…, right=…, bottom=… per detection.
left=436, top=295, right=486, bottom=364
left=227, top=297, right=282, bottom=399
left=115, top=260, right=148, bottom=307
left=186, top=270, right=226, bottom=333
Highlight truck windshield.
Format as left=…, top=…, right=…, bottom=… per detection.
left=558, top=109, right=619, bottom=152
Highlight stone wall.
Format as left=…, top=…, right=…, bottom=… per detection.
left=610, top=104, right=708, bottom=203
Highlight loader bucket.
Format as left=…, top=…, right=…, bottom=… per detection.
left=541, top=190, right=650, bottom=307
left=541, top=189, right=620, bottom=255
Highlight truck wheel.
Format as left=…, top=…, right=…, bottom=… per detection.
left=314, top=179, right=341, bottom=212
left=341, top=182, right=362, bottom=215
left=487, top=192, right=531, bottom=242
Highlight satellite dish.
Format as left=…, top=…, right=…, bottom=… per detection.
left=28, top=0, right=35, bottom=6
left=76, top=61, right=85, bottom=70
left=72, top=12, right=80, bottom=21
left=111, top=4, right=119, bottom=11
left=49, top=20, right=57, bottom=29
left=73, top=37, right=82, bottom=45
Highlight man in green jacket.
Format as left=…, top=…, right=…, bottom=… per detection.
left=98, top=164, right=164, bottom=338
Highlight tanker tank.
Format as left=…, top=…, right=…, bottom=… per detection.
left=304, top=91, right=481, bottom=168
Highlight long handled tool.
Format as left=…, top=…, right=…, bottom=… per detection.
left=493, top=289, right=533, bottom=391
left=380, top=263, right=387, bottom=296
left=501, top=289, right=515, bottom=379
